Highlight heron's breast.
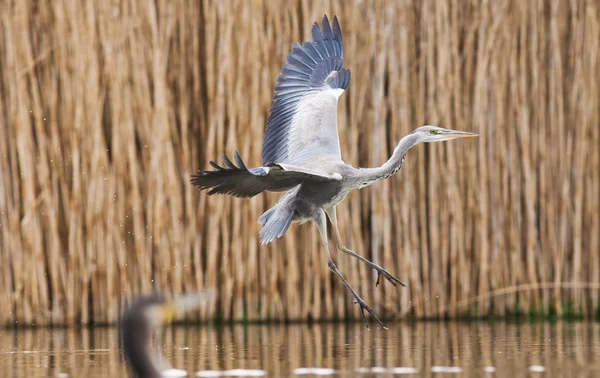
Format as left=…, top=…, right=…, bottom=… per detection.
left=321, top=185, right=353, bottom=208
left=296, top=181, right=345, bottom=206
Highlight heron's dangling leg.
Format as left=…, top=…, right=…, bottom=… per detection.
left=314, top=208, right=387, bottom=329
left=325, top=207, right=406, bottom=288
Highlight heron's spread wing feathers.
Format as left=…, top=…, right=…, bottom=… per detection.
left=191, top=152, right=340, bottom=198
left=191, top=151, right=270, bottom=198
left=262, top=15, right=350, bottom=166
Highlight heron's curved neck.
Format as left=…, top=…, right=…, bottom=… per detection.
left=355, top=133, right=420, bottom=188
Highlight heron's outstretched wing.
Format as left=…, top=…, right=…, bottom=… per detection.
left=191, top=152, right=340, bottom=198
left=262, top=15, right=350, bottom=166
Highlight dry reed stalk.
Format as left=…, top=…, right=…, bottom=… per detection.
left=0, top=0, right=599, bottom=326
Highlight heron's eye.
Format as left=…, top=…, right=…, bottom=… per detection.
left=430, top=129, right=440, bottom=134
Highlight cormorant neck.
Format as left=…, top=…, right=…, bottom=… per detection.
left=121, top=313, right=165, bottom=378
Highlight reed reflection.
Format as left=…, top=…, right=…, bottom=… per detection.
left=0, top=321, right=599, bottom=377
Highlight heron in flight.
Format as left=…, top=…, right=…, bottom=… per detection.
left=191, top=15, right=476, bottom=327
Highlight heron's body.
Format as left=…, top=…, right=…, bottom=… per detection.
left=265, top=159, right=402, bottom=224
left=191, top=15, right=476, bottom=327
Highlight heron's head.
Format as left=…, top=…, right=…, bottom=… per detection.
left=412, top=125, right=478, bottom=143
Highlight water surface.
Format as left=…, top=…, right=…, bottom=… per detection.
left=1, top=321, right=599, bottom=377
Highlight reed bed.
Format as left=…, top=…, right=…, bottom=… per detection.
left=0, top=0, right=598, bottom=326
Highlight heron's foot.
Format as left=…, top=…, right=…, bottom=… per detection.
left=352, top=297, right=388, bottom=330
left=374, top=266, right=406, bottom=288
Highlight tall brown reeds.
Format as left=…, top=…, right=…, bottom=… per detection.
left=0, top=0, right=598, bottom=326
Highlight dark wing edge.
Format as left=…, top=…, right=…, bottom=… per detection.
left=190, top=151, right=270, bottom=198
left=261, top=15, right=351, bottom=166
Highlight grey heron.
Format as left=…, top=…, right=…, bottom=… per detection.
left=120, top=292, right=214, bottom=377
left=191, top=15, right=477, bottom=327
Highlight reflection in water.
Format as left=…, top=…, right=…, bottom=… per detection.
left=0, top=321, right=599, bottom=377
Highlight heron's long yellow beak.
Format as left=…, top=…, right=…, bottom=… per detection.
left=444, top=130, right=478, bottom=138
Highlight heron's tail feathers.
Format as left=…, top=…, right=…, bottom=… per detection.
left=258, top=185, right=301, bottom=244
left=257, top=207, right=277, bottom=225
left=258, top=206, right=294, bottom=244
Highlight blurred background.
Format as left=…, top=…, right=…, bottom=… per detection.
left=0, top=0, right=598, bottom=327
